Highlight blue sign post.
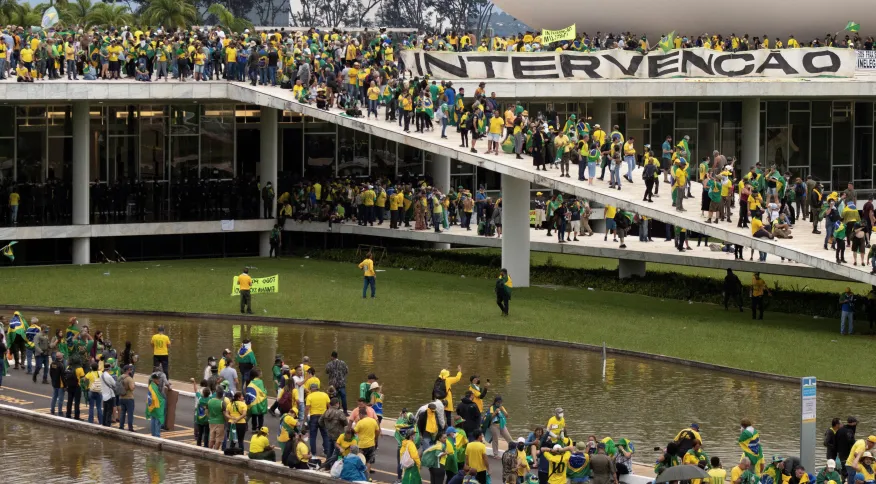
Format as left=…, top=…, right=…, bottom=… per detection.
left=801, top=377, right=817, bottom=473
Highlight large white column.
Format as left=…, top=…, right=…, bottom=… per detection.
left=592, top=98, right=612, bottom=131
left=72, top=102, right=90, bottom=265
left=742, top=98, right=761, bottom=171
left=260, top=107, right=278, bottom=257
left=500, top=174, right=530, bottom=287
left=431, top=154, right=451, bottom=249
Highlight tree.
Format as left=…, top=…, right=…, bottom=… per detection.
left=289, top=0, right=380, bottom=28
left=376, top=0, right=434, bottom=31
left=0, top=0, right=22, bottom=25
left=10, top=2, right=43, bottom=26
left=60, top=0, right=93, bottom=27
left=139, top=0, right=197, bottom=29
left=87, top=3, right=133, bottom=28
left=251, top=0, right=286, bottom=26
left=207, top=3, right=252, bottom=32
left=432, top=0, right=489, bottom=35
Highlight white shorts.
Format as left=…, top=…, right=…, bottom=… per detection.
left=488, top=133, right=501, bottom=142
left=571, top=220, right=581, bottom=232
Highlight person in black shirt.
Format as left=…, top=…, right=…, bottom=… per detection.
left=723, top=269, right=743, bottom=312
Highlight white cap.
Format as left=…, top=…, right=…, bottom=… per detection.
left=517, top=437, right=526, bottom=444
left=552, top=444, right=562, bottom=452
left=827, top=460, right=836, bottom=468
left=370, top=382, right=380, bottom=390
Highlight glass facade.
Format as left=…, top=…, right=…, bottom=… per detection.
left=3, top=98, right=876, bottom=230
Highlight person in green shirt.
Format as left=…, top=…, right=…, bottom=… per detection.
left=706, top=173, right=723, bottom=224
left=207, top=388, right=228, bottom=450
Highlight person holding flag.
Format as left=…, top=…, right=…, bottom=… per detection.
left=65, top=317, right=80, bottom=345
left=146, top=372, right=166, bottom=437
left=6, top=311, right=29, bottom=370
left=246, top=368, right=269, bottom=434
left=1, top=241, right=17, bottom=263
left=236, top=339, right=258, bottom=386
left=739, top=418, right=764, bottom=475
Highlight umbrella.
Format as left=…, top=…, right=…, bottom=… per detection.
left=654, top=465, right=710, bottom=483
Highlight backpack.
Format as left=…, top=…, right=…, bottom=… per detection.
left=63, top=366, right=78, bottom=389
left=277, top=387, right=293, bottom=413
left=88, top=372, right=103, bottom=393
left=113, top=374, right=126, bottom=397
left=795, top=183, right=805, bottom=196
left=432, top=378, right=448, bottom=400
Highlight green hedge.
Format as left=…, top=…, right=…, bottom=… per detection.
left=299, top=248, right=849, bottom=318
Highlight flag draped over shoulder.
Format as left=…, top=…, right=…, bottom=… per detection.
left=65, top=324, right=80, bottom=345
left=236, top=344, right=257, bottom=366
left=246, top=379, right=268, bottom=414
left=739, top=426, right=763, bottom=473
left=6, top=311, right=28, bottom=347
left=146, top=381, right=166, bottom=425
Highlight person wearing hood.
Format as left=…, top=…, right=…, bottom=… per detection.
left=817, top=459, right=842, bottom=484
left=432, top=366, right=462, bottom=423
left=455, top=390, right=480, bottom=437
left=417, top=402, right=445, bottom=450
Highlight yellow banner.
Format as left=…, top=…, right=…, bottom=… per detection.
left=541, top=24, right=576, bottom=44
left=231, top=275, right=279, bottom=296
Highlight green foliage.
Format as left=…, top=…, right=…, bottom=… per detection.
left=300, top=248, right=854, bottom=318
left=206, top=4, right=252, bottom=33
left=139, top=0, right=197, bottom=29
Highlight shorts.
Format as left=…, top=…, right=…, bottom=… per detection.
left=361, top=446, right=376, bottom=463
left=571, top=220, right=581, bottom=232
left=606, top=219, right=617, bottom=231
left=766, top=187, right=777, bottom=196
left=488, top=133, right=501, bottom=142
left=709, top=201, right=721, bottom=212
left=661, top=157, right=671, bottom=171
left=506, top=126, right=514, bottom=137
left=194, top=64, right=204, bottom=74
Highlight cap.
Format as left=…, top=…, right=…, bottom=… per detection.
left=576, top=441, right=588, bottom=451
left=771, top=455, right=784, bottom=463
left=597, top=442, right=606, bottom=449
left=868, top=435, right=876, bottom=443
left=691, top=423, right=699, bottom=430
left=517, top=437, right=526, bottom=444
left=536, top=192, right=543, bottom=196
left=446, top=427, right=457, bottom=434
left=827, top=460, right=837, bottom=468
left=259, top=426, right=269, bottom=434
left=370, top=382, right=380, bottom=390
left=552, top=444, right=562, bottom=452
left=310, top=383, right=318, bottom=389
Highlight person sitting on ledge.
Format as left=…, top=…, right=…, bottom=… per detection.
left=248, top=426, right=277, bottom=461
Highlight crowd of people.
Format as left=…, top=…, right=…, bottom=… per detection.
left=4, top=310, right=875, bottom=484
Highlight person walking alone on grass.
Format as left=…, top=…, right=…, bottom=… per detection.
left=495, top=268, right=512, bottom=316
left=151, top=325, right=170, bottom=379
left=723, top=269, right=743, bottom=312
left=359, top=251, right=376, bottom=299
left=239, top=267, right=253, bottom=314
left=750, top=272, right=770, bottom=320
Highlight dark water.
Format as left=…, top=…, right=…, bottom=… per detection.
left=28, top=312, right=876, bottom=466
left=0, top=417, right=285, bottom=483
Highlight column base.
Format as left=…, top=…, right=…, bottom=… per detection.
left=259, top=232, right=271, bottom=257
left=72, top=237, right=90, bottom=265
left=433, top=243, right=450, bottom=250
left=618, top=259, right=646, bottom=279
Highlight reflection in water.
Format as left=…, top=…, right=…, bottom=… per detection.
left=0, top=418, right=284, bottom=484
left=29, top=312, right=876, bottom=464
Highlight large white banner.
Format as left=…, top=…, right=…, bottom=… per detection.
left=400, top=48, right=856, bottom=80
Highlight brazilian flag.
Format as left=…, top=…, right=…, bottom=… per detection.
left=501, top=136, right=515, bottom=154
left=246, top=378, right=268, bottom=415
left=739, top=426, right=764, bottom=475
left=65, top=322, right=80, bottom=345
left=146, top=381, right=166, bottom=425
left=6, top=311, right=28, bottom=348
left=600, top=437, right=617, bottom=457
left=1, top=241, right=17, bottom=262
left=236, top=344, right=257, bottom=367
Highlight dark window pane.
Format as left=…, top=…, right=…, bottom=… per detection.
left=201, top=108, right=234, bottom=179
left=305, top=133, right=337, bottom=178
left=675, top=102, right=697, bottom=129
left=170, top=136, right=199, bottom=181
left=17, top=129, right=44, bottom=183
left=767, top=101, right=788, bottom=127
left=698, top=112, right=720, bottom=162
left=650, top=113, right=674, bottom=152
left=0, top=137, right=13, bottom=183
left=236, top=128, right=260, bottom=180
left=833, top=112, right=852, bottom=165
left=789, top=111, right=810, bottom=167
left=398, top=145, right=422, bottom=177
left=140, top=119, right=166, bottom=181
left=721, top=129, right=741, bottom=161
left=170, top=105, right=199, bottom=135
left=856, top=102, right=874, bottom=127
left=47, top=137, right=72, bottom=182
left=47, top=106, right=72, bottom=136
left=0, top=106, right=14, bottom=133
left=651, top=102, right=673, bottom=113
left=812, top=101, right=832, bottom=126
left=855, top=127, right=873, bottom=181
left=699, top=101, right=720, bottom=112
left=789, top=101, right=809, bottom=111
left=832, top=166, right=853, bottom=190
left=108, top=105, right=138, bottom=135
left=722, top=102, right=742, bottom=128
left=371, top=137, right=397, bottom=179
left=281, top=127, right=303, bottom=178
left=765, top=128, right=789, bottom=170
left=811, top=128, right=831, bottom=182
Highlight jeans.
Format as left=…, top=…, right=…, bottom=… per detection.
left=88, top=391, right=103, bottom=423
left=225, top=62, right=236, bottom=80
left=368, top=99, right=378, bottom=117
left=25, top=349, right=33, bottom=373
left=150, top=416, right=161, bottom=437
left=10, top=205, right=17, bottom=224
left=51, top=387, right=65, bottom=414
left=309, top=415, right=331, bottom=456
left=67, top=59, right=77, bottom=79
left=102, top=399, right=115, bottom=426
left=336, top=386, right=348, bottom=413
left=624, top=155, right=636, bottom=178
left=347, top=83, right=357, bottom=102
left=610, top=164, right=622, bottom=187
left=119, top=398, right=135, bottom=431
left=825, top=222, right=835, bottom=247
left=0, top=58, right=7, bottom=79
left=639, top=221, right=649, bottom=241
left=267, top=66, right=277, bottom=86
left=33, top=354, right=48, bottom=380
left=841, top=310, right=854, bottom=335
left=578, top=158, right=586, bottom=180
left=847, top=465, right=858, bottom=484
left=441, top=117, right=447, bottom=137
left=363, top=276, right=376, bottom=298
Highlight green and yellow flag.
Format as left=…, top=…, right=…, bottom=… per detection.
left=6, top=311, right=28, bottom=348
left=245, top=378, right=268, bottom=414
left=658, top=31, right=676, bottom=53
left=1, top=241, right=17, bottom=262
left=146, top=381, right=166, bottom=425
left=846, top=21, right=861, bottom=33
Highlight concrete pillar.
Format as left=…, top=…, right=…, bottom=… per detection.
left=72, top=102, right=90, bottom=264
left=500, top=174, right=530, bottom=287
left=618, top=259, right=646, bottom=279
left=742, top=98, right=760, bottom=171
left=431, top=154, right=451, bottom=249
left=260, top=107, right=278, bottom=257
left=592, top=98, right=612, bottom=132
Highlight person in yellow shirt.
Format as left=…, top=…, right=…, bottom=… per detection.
left=305, top=384, right=331, bottom=456
left=375, top=185, right=387, bottom=225
left=366, top=80, right=380, bottom=118
left=543, top=444, right=573, bottom=484
left=64, top=42, right=77, bottom=80
left=623, top=137, right=637, bottom=182
left=788, top=35, right=800, bottom=48
left=151, top=326, right=170, bottom=377
left=354, top=416, right=380, bottom=474
left=358, top=252, right=376, bottom=299
left=750, top=273, right=771, bottom=320
left=465, top=430, right=490, bottom=484
left=547, top=407, right=566, bottom=438
left=674, top=160, right=688, bottom=212
left=487, top=110, right=505, bottom=155
left=8, top=187, right=20, bottom=224
left=347, top=62, right=360, bottom=102
left=238, top=267, right=253, bottom=314
left=434, top=366, right=462, bottom=422
left=193, top=50, right=206, bottom=81
left=361, top=185, right=376, bottom=225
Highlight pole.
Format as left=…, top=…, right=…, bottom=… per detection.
left=801, top=377, right=817, bottom=473
left=602, top=342, right=607, bottom=380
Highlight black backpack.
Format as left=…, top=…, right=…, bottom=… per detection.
left=432, top=378, right=448, bottom=400
left=63, top=366, right=78, bottom=389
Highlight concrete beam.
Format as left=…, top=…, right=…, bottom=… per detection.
left=0, top=219, right=275, bottom=241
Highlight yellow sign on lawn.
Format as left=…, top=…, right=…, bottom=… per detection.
left=541, top=24, right=576, bottom=44
left=231, top=275, right=280, bottom=296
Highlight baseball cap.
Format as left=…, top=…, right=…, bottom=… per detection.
left=517, top=437, right=526, bottom=444
left=691, top=423, right=699, bottom=430
left=868, top=435, right=876, bottom=443
left=259, top=426, right=269, bottom=434
left=446, top=427, right=457, bottom=434
left=827, top=460, right=836, bottom=469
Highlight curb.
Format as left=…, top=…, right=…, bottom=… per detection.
left=5, top=304, right=875, bottom=393
left=0, top=403, right=346, bottom=484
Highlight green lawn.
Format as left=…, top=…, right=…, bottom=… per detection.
left=0, top=257, right=869, bottom=385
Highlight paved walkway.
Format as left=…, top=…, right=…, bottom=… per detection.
left=0, top=366, right=653, bottom=481
left=284, top=220, right=850, bottom=281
